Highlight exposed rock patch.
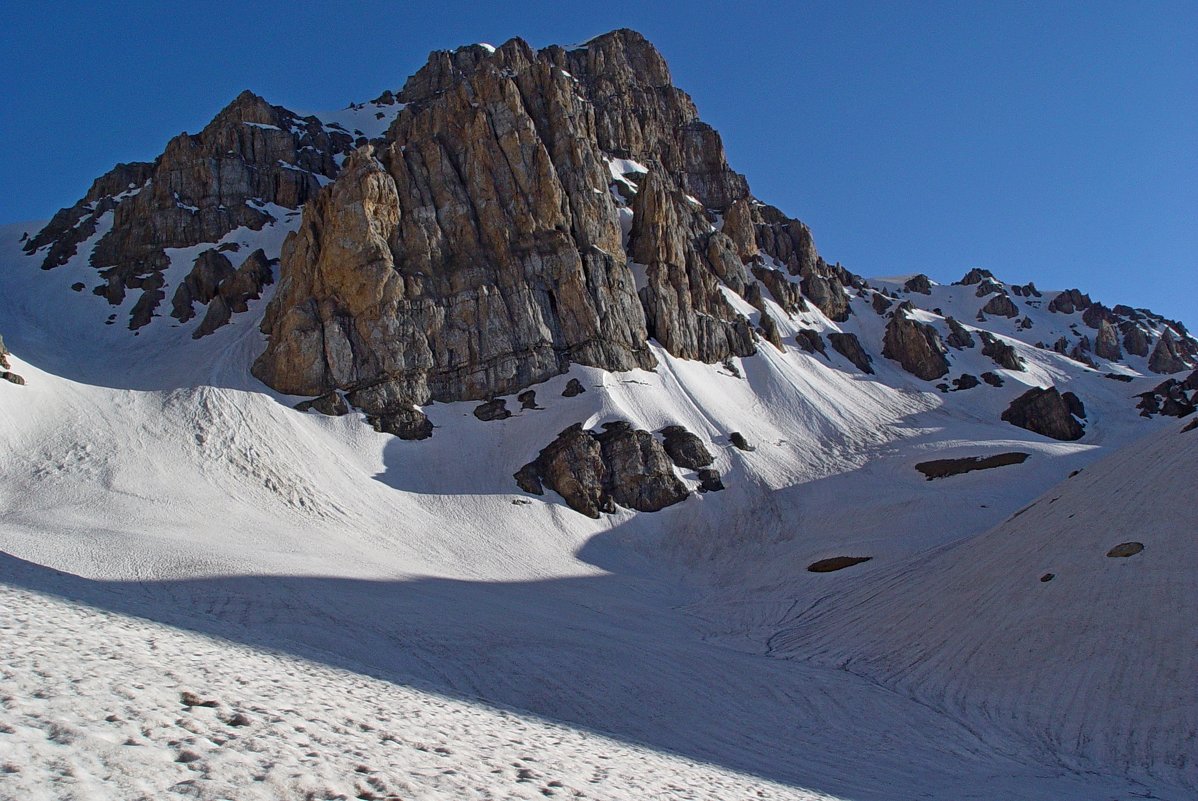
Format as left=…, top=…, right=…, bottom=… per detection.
left=828, top=332, right=874, bottom=374
left=1106, top=542, right=1144, bottom=558
left=979, top=331, right=1025, bottom=371
left=660, top=425, right=715, bottom=470
left=882, top=303, right=949, bottom=380
left=915, top=452, right=1030, bottom=480
left=807, top=556, right=872, bottom=573
left=981, top=293, right=1018, bottom=318
left=1001, top=387, right=1085, bottom=441
left=903, top=274, right=932, bottom=294
left=515, top=421, right=689, bottom=517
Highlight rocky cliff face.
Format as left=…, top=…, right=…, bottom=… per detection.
left=252, top=31, right=850, bottom=417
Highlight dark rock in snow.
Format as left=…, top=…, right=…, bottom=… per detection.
left=518, top=390, right=540, bottom=410
left=807, top=556, right=872, bottom=573
left=474, top=399, right=512, bottom=421
left=729, top=432, right=755, bottom=451
left=871, top=292, right=893, bottom=315
left=516, top=421, right=689, bottom=517
left=1047, top=289, right=1092, bottom=315
left=882, top=303, right=949, bottom=380
left=795, top=328, right=827, bottom=356
left=952, top=373, right=980, bottom=391
left=1001, top=386, right=1085, bottom=441
left=696, top=468, right=725, bottom=492
left=561, top=378, right=586, bottom=397
left=1106, top=542, right=1144, bottom=558
left=915, top=452, right=1030, bottom=480
left=981, top=371, right=1005, bottom=387
left=904, top=274, right=932, bottom=294
left=945, top=317, right=975, bottom=349
left=828, top=332, right=874, bottom=374
left=979, top=331, right=1025, bottom=371
left=660, top=425, right=715, bottom=470
left=957, top=268, right=995, bottom=285
left=294, top=392, right=349, bottom=416
left=981, top=293, right=1018, bottom=318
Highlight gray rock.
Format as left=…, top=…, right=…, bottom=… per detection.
left=474, top=399, right=512, bottom=421
left=561, top=378, right=586, bottom=397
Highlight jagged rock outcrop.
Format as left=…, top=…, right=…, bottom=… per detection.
left=1122, top=323, right=1150, bottom=357
left=751, top=266, right=805, bottom=315
left=904, top=274, right=932, bottom=294
left=1094, top=319, right=1122, bottom=361
left=828, top=332, right=873, bottom=374
left=957, top=268, right=995, bottom=286
left=882, top=303, right=949, bottom=380
left=944, top=317, right=975, bottom=349
left=515, top=421, right=689, bottom=517
left=294, top=392, right=349, bottom=416
left=871, top=292, right=892, bottom=315
left=1047, top=289, right=1091, bottom=315
left=795, top=328, right=827, bottom=356
left=1001, top=386, right=1085, bottom=441
left=978, top=332, right=1025, bottom=371
left=630, top=171, right=756, bottom=362
left=1148, top=329, right=1191, bottom=374
left=974, top=279, right=1003, bottom=297
left=26, top=91, right=358, bottom=328
left=255, top=32, right=821, bottom=416
left=1136, top=371, right=1197, bottom=418
left=981, top=293, right=1018, bottom=318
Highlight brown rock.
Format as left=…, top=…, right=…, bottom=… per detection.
left=981, top=293, right=1018, bottom=318
left=904, top=274, right=932, bottom=294
left=882, top=303, right=949, bottom=380
left=828, top=332, right=874, bottom=374
left=1001, top=386, right=1085, bottom=441
left=979, top=331, right=1025, bottom=371
left=660, top=425, right=715, bottom=470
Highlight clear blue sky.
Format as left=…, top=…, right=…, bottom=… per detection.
left=2, top=1, right=1194, bottom=325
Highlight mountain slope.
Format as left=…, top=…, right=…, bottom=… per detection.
left=0, top=27, right=1195, bottom=801
left=769, top=419, right=1198, bottom=790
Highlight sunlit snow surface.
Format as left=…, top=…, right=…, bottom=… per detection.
left=0, top=223, right=1192, bottom=800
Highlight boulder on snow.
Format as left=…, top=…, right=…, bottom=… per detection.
left=660, top=425, right=716, bottom=470
left=561, top=378, right=586, bottom=397
left=729, top=432, right=755, bottom=451
left=473, top=399, right=512, bottom=421
left=795, top=328, right=827, bottom=357
left=1001, top=386, right=1085, bottom=441
left=515, top=421, right=689, bottom=517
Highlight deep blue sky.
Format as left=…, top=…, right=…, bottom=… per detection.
left=2, top=1, right=1194, bottom=324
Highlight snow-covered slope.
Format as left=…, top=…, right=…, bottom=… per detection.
left=2, top=207, right=1193, bottom=799
left=769, top=418, right=1198, bottom=791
